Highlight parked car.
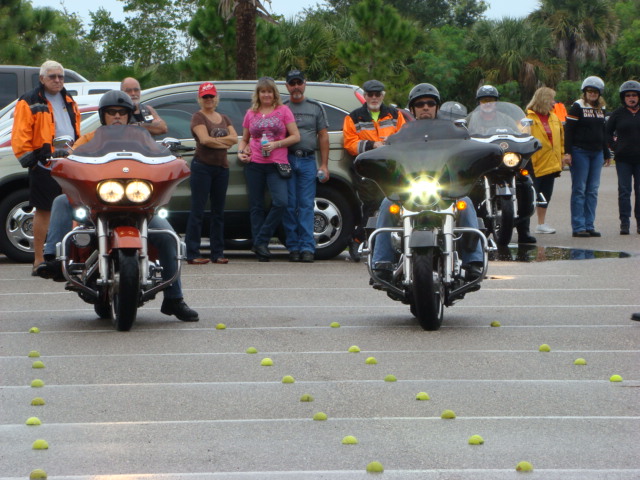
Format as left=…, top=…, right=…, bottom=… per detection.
left=64, top=82, right=121, bottom=97
left=0, top=80, right=365, bottom=262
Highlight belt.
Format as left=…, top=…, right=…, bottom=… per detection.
left=289, top=149, right=314, bottom=157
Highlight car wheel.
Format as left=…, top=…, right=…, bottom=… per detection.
left=0, top=189, right=35, bottom=263
left=313, top=184, right=355, bottom=260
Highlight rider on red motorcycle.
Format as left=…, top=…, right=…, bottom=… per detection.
left=36, top=91, right=198, bottom=322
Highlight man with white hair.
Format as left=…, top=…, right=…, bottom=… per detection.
left=12, top=60, right=80, bottom=274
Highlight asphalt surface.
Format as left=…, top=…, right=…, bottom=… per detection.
left=1, top=166, right=639, bottom=479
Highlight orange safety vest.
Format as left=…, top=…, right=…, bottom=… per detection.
left=343, top=104, right=406, bottom=156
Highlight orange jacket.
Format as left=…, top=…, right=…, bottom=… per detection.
left=343, top=104, right=406, bottom=156
left=12, top=85, right=80, bottom=168
left=552, top=102, right=567, bottom=124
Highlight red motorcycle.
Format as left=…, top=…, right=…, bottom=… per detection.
left=50, top=125, right=191, bottom=331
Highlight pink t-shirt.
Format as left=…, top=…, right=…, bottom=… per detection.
left=242, top=105, right=295, bottom=164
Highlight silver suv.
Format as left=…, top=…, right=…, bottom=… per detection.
left=0, top=80, right=365, bottom=262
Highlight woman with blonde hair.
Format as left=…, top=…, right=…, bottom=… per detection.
left=525, top=86, right=564, bottom=234
left=237, top=77, right=300, bottom=261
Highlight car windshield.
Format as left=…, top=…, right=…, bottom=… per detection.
left=466, top=101, right=531, bottom=137
left=72, top=125, right=171, bottom=158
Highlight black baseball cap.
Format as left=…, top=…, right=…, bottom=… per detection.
left=363, top=79, right=385, bottom=92
left=286, top=70, right=305, bottom=83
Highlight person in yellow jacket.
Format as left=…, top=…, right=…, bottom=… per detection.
left=525, top=87, right=564, bottom=234
left=11, top=60, right=80, bottom=273
left=342, top=79, right=406, bottom=260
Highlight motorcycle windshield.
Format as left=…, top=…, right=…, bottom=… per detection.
left=466, top=102, right=531, bottom=138
left=72, top=125, right=172, bottom=158
left=354, top=119, right=503, bottom=199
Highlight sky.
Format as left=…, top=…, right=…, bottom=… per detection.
left=32, top=0, right=540, bottom=26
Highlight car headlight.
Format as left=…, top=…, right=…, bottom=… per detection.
left=97, top=181, right=125, bottom=203
left=125, top=180, right=152, bottom=203
left=408, top=175, right=441, bottom=207
left=503, top=152, right=521, bottom=167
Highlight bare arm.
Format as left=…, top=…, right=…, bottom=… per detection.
left=192, top=124, right=238, bottom=149
left=139, top=105, right=168, bottom=136
left=317, top=128, right=330, bottom=182
left=237, top=128, right=251, bottom=163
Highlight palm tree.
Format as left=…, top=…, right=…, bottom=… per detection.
left=529, top=0, right=618, bottom=81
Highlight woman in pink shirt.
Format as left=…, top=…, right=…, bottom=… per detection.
left=238, top=77, right=300, bottom=261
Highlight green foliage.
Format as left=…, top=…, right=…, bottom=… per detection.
left=0, top=0, right=56, bottom=64
left=554, top=80, right=581, bottom=106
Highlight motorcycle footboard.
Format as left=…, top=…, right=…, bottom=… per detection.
left=59, top=227, right=100, bottom=301
left=364, top=227, right=406, bottom=298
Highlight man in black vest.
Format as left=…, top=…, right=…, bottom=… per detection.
left=120, top=77, right=168, bottom=136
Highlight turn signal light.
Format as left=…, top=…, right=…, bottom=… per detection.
left=389, top=203, right=401, bottom=215
left=456, top=199, right=467, bottom=210
left=521, top=169, right=529, bottom=176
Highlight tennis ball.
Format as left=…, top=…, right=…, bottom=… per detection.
left=539, top=344, right=551, bottom=352
left=313, top=412, right=328, bottom=421
left=490, top=321, right=501, bottom=327
left=29, top=469, right=47, bottom=479
left=31, top=397, right=46, bottom=406
left=282, top=375, right=295, bottom=383
left=348, top=345, right=361, bottom=353
left=32, top=360, right=45, bottom=369
left=215, top=323, right=226, bottom=330
left=574, top=358, right=587, bottom=365
left=260, top=358, right=273, bottom=366
left=516, top=461, right=533, bottom=472
left=246, top=347, right=258, bottom=354
left=610, top=374, right=623, bottom=382
left=300, top=393, right=314, bottom=402
left=31, top=379, right=45, bottom=388
left=366, top=461, right=384, bottom=473
left=441, top=409, right=456, bottom=419
left=32, top=439, right=49, bottom=450
left=342, top=435, right=358, bottom=444
left=384, top=374, right=397, bottom=382
left=28, top=351, right=41, bottom=358
left=26, top=417, right=42, bottom=426
left=29, top=327, right=40, bottom=333
left=330, top=322, right=341, bottom=328
left=365, top=357, right=377, bottom=365
left=416, top=392, right=430, bottom=401
left=468, top=434, right=484, bottom=445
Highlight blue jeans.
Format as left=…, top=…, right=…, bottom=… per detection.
left=372, top=196, right=482, bottom=266
left=615, top=161, right=640, bottom=227
left=244, top=162, right=289, bottom=246
left=44, top=194, right=183, bottom=299
left=570, top=147, right=604, bottom=232
left=282, top=155, right=317, bottom=253
left=185, top=159, right=229, bottom=260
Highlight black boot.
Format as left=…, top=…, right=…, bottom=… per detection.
left=516, top=219, right=536, bottom=244
left=161, top=298, right=199, bottom=322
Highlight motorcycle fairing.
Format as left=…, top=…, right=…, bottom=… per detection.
left=110, top=226, right=142, bottom=250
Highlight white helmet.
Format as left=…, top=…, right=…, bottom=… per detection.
left=581, top=76, right=605, bottom=95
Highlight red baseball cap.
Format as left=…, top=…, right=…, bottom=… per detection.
left=198, top=82, right=217, bottom=97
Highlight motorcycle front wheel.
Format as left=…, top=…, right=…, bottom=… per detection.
left=493, top=196, right=515, bottom=246
left=411, top=248, right=444, bottom=331
left=110, top=249, right=140, bottom=331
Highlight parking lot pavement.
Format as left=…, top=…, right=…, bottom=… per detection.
left=1, top=165, right=639, bottom=479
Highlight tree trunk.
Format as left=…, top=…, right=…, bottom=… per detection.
left=235, top=0, right=257, bottom=79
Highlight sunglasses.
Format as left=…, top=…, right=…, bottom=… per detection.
left=288, top=79, right=304, bottom=86
left=46, top=74, right=64, bottom=81
left=104, top=108, right=129, bottom=116
left=584, top=89, right=599, bottom=94
left=201, top=94, right=216, bottom=99
left=479, top=98, right=497, bottom=104
left=413, top=100, right=437, bottom=108
left=624, top=92, right=638, bottom=97
left=366, top=91, right=382, bottom=98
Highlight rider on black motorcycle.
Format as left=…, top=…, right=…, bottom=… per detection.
left=371, top=83, right=484, bottom=282
left=36, top=90, right=199, bottom=322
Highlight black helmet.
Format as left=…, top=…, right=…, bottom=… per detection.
left=439, top=101, right=468, bottom=121
left=476, top=85, right=499, bottom=101
left=408, top=83, right=441, bottom=109
left=619, top=80, right=640, bottom=103
left=581, top=76, right=605, bottom=95
left=98, top=90, right=135, bottom=125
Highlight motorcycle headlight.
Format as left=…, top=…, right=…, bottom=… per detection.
left=503, top=152, right=521, bottom=167
left=97, top=181, right=125, bottom=203
left=125, top=180, right=152, bottom=203
left=408, top=175, right=441, bottom=207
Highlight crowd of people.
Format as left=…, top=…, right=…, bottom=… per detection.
left=12, top=60, right=640, bottom=322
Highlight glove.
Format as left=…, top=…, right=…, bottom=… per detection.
left=51, top=149, right=70, bottom=158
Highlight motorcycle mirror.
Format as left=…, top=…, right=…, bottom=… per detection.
left=53, top=135, right=74, bottom=149
left=520, top=118, right=533, bottom=127
left=454, top=119, right=467, bottom=128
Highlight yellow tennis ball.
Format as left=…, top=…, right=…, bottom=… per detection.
left=300, top=393, right=314, bottom=402
left=468, top=434, right=484, bottom=445
left=441, top=409, right=456, bottom=419
left=246, top=347, right=258, bottom=354
left=29, top=327, right=40, bottom=333
left=574, top=358, right=587, bottom=365
left=342, top=435, right=358, bottom=444
left=415, top=392, right=430, bottom=401
left=384, top=374, right=397, bottom=382
left=29, top=469, right=47, bottom=479
left=31, top=379, right=45, bottom=388
left=28, top=351, right=41, bottom=358
left=365, top=357, right=377, bottom=365
left=313, top=412, right=327, bottom=421
left=330, top=322, right=341, bottom=328
left=215, top=323, right=226, bottom=330
left=348, top=345, right=361, bottom=353
left=32, top=439, right=49, bottom=450
left=539, top=344, right=551, bottom=352
left=366, top=461, right=384, bottom=473
left=282, top=375, right=295, bottom=383
left=32, top=360, right=45, bottom=369
left=490, top=321, right=501, bottom=327
left=260, top=358, right=273, bottom=366
left=26, top=417, right=42, bottom=426
left=31, top=397, right=46, bottom=406
left=516, top=461, right=533, bottom=472
left=610, top=374, right=623, bottom=382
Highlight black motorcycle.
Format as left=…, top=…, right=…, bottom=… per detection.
left=467, top=102, right=541, bottom=246
left=355, top=120, right=503, bottom=330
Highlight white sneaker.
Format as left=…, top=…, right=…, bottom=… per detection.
left=535, top=224, right=556, bottom=234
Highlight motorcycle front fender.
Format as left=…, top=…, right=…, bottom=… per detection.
left=409, top=230, right=437, bottom=248
left=110, top=226, right=142, bottom=250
